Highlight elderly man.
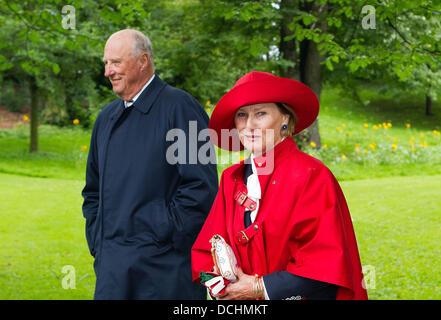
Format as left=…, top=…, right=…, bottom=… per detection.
left=82, top=29, right=218, bottom=299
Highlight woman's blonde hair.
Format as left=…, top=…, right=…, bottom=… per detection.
left=276, top=102, right=298, bottom=137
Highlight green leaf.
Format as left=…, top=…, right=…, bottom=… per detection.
left=52, top=63, right=60, bottom=74
left=325, top=59, right=334, bottom=71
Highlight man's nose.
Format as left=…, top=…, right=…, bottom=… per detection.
left=104, top=65, right=114, bottom=78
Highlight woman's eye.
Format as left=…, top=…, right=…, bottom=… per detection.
left=257, top=111, right=266, bottom=116
left=236, top=113, right=247, bottom=118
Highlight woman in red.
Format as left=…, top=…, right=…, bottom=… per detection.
left=191, top=71, right=368, bottom=300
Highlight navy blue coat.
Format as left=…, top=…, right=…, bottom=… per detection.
left=82, top=75, right=218, bottom=299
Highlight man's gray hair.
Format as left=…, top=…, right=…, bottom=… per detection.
left=131, top=30, right=155, bottom=69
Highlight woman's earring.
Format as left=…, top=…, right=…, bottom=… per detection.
left=282, top=124, right=288, bottom=130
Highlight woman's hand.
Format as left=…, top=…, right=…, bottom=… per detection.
left=216, top=268, right=262, bottom=300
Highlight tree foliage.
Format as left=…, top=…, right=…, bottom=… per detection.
left=0, top=0, right=440, bottom=152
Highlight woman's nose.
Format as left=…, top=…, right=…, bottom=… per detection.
left=246, top=115, right=257, bottom=129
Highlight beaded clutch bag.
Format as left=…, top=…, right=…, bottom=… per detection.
left=209, top=234, right=239, bottom=282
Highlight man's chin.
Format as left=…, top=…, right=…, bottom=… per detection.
left=112, top=86, right=124, bottom=97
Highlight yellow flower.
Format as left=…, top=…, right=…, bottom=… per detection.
left=81, top=145, right=88, bottom=152
left=364, top=149, right=368, bottom=154
left=411, top=136, right=416, bottom=140
left=409, top=140, right=414, bottom=145
left=347, top=132, right=351, bottom=137
left=387, top=135, right=391, bottom=139
left=379, top=124, right=383, bottom=128
left=73, top=119, right=80, bottom=125
left=23, top=115, right=29, bottom=122
left=206, top=100, right=211, bottom=106
left=419, top=133, right=424, bottom=138
left=392, top=144, right=397, bottom=150
left=355, top=143, right=360, bottom=150
left=433, top=130, right=440, bottom=136
left=387, top=122, right=392, bottom=128
left=363, top=129, right=367, bottom=134
left=406, top=123, right=411, bottom=128
left=323, top=144, right=328, bottom=148
left=205, top=108, right=210, bottom=113
left=341, top=123, right=346, bottom=127
left=310, top=141, right=316, bottom=148
left=393, top=138, right=398, bottom=143
left=363, top=123, right=369, bottom=128
left=420, top=141, right=428, bottom=148
left=341, top=154, right=347, bottom=160
left=369, top=143, right=375, bottom=150
left=372, top=125, right=378, bottom=130
left=239, top=155, right=245, bottom=162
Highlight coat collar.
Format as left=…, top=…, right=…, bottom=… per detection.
left=109, top=74, right=167, bottom=119
left=229, top=136, right=299, bottom=183
left=132, top=74, right=167, bottom=114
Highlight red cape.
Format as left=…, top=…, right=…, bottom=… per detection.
left=191, top=137, right=368, bottom=299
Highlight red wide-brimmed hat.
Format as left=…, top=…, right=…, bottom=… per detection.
left=209, top=71, right=319, bottom=151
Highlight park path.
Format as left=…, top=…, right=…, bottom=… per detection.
left=0, top=106, right=28, bottom=129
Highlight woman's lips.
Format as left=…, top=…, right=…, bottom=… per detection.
left=244, top=135, right=261, bottom=141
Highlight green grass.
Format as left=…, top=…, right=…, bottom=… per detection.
left=0, top=174, right=95, bottom=299
left=341, top=175, right=441, bottom=299
left=314, top=87, right=441, bottom=180
left=0, top=125, right=90, bottom=180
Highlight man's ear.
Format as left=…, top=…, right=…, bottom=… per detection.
left=139, top=53, right=150, bottom=71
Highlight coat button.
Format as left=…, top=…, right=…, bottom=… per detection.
left=253, top=225, right=259, bottom=230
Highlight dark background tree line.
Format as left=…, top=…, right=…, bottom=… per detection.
left=0, top=0, right=440, bottom=152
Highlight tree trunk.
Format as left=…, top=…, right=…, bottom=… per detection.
left=29, top=77, right=39, bottom=153
left=300, top=39, right=322, bottom=148
left=279, top=0, right=300, bottom=81
left=426, top=94, right=434, bottom=116
left=299, top=1, right=328, bottom=149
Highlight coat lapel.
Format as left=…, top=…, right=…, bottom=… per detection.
left=99, top=99, right=125, bottom=178
left=132, top=74, right=167, bottom=115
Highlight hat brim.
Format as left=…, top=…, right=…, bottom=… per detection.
left=209, top=77, right=319, bottom=151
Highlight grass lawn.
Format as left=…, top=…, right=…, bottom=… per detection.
left=341, top=175, right=441, bottom=299
left=0, top=125, right=90, bottom=180
left=1, top=172, right=440, bottom=299
left=0, top=174, right=94, bottom=299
